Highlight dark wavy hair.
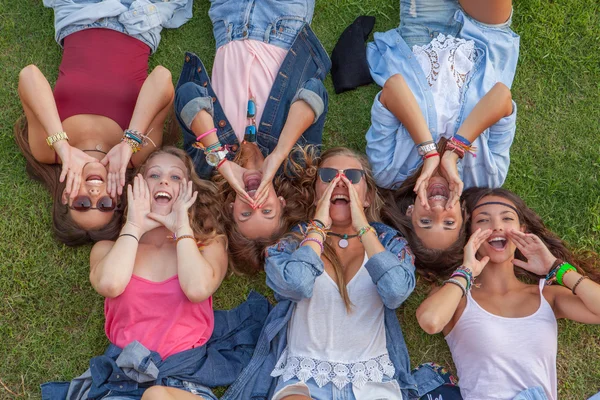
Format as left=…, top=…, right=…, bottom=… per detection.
left=381, top=137, right=468, bottom=281
left=462, top=187, right=600, bottom=282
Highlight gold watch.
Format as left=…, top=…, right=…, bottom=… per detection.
left=46, top=131, right=69, bottom=148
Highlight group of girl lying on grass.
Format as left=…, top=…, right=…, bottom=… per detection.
left=17, top=0, right=599, bottom=399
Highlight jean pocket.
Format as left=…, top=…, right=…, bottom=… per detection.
left=119, top=3, right=162, bottom=33
left=274, top=17, right=306, bottom=41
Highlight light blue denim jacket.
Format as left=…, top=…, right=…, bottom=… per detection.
left=365, top=5, right=520, bottom=189
left=208, top=0, right=315, bottom=51
left=221, top=222, right=447, bottom=400
left=43, top=0, right=193, bottom=53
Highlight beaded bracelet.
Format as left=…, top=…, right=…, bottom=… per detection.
left=571, top=276, right=589, bottom=295
left=357, top=226, right=376, bottom=242
left=122, top=137, right=141, bottom=153
left=306, top=227, right=326, bottom=242
left=443, top=278, right=467, bottom=297
left=175, top=235, right=196, bottom=244
left=123, top=129, right=156, bottom=149
left=300, top=237, right=324, bottom=253
left=450, top=267, right=474, bottom=291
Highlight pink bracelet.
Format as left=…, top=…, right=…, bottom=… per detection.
left=196, top=128, right=218, bottom=142
left=300, top=237, right=324, bottom=253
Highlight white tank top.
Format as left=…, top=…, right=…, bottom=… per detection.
left=445, top=279, right=557, bottom=400
left=272, top=254, right=395, bottom=390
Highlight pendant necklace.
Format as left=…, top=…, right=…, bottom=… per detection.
left=328, top=232, right=358, bottom=249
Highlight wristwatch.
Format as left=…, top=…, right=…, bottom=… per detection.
left=417, top=141, right=437, bottom=156
left=206, top=149, right=229, bottom=167
left=46, top=131, right=69, bottom=148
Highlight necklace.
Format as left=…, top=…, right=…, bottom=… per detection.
left=83, top=149, right=108, bottom=155
left=328, top=232, right=358, bottom=249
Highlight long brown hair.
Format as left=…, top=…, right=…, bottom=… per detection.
left=381, top=137, right=468, bottom=280
left=218, top=145, right=319, bottom=275
left=136, top=147, right=227, bottom=244
left=281, top=147, right=385, bottom=310
left=14, top=116, right=125, bottom=246
left=462, top=187, right=600, bottom=282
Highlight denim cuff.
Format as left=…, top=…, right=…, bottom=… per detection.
left=292, top=88, right=324, bottom=123
left=365, top=250, right=401, bottom=283
left=180, top=97, right=214, bottom=130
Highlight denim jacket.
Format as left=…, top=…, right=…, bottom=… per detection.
left=43, top=0, right=193, bottom=53
left=41, top=292, right=270, bottom=400
left=365, top=9, right=520, bottom=189
left=221, top=223, right=446, bottom=400
left=174, top=22, right=331, bottom=179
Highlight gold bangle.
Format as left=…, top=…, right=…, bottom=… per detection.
left=175, top=235, right=196, bottom=244
left=46, top=131, right=69, bottom=148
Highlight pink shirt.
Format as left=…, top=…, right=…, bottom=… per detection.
left=105, top=275, right=214, bottom=359
left=212, top=40, right=288, bottom=143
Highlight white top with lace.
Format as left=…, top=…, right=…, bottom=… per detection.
left=271, top=254, right=395, bottom=389
left=413, top=33, right=476, bottom=138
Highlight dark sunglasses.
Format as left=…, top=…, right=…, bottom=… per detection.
left=318, top=168, right=365, bottom=184
left=69, top=196, right=117, bottom=212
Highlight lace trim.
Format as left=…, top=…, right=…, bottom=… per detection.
left=413, top=33, right=476, bottom=89
left=271, top=348, right=395, bottom=389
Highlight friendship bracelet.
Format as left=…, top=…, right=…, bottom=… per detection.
left=357, top=226, right=376, bottom=242
left=451, top=267, right=474, bottom=291
left=423, top=152, right=440, bottom=159
left=443, top=278, right=467, bottom=297
left=453, top=134, right=472, bottom=146
left=306, top=227, right=326, bottom=242
left=196, top=128, right=218, bottom=142
left=312, top=219, right=328, bottom=230
left=571, top=276, right=589, bottom=295
left=204, top=142, right=222, bottom=154
left=300, top=237, right=324, bottom=253
left=216, top=158, right=228, bottom=169
left=119, top=233, right=139, bottom=242
left=122, top=137, right=142, bottom=153
left=175, top=235, right=196, bottom=244
left=448, top=137, right=477, bottom=158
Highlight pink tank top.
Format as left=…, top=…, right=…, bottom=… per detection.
left=445, top=279, right=557, bottom=400
left=105, top=275, right=214, bottom=359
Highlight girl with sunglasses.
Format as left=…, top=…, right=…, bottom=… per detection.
left=366, top=0, right=518, bottom=272
left=42, top=147, right=265, bottom=400
left=14, top=0, right=191, bottom=246
left=416, top=187, right=600, bottom=400
left=221, top=147, right=451, bottom=399
left=174, top=0, right=330, bottom=273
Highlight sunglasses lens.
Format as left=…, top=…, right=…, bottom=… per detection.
left=73, top=196, right=92, bottom=211
left=344, top=169, right=364, bottom=184
left=318, top=168, right=337, bottom=183
left=97, top=196, right=116, bottom=212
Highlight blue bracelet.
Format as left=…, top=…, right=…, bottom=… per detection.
left=453, top=134, right=472, bottom=146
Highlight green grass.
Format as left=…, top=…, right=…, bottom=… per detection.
left=0, top=0, right=599, bottom=399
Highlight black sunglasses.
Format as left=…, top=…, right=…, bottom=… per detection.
left=69, top=196, right=117, bottom=212
left=318, top=168, right=365, bottom=184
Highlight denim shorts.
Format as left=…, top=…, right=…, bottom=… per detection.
left=102, top=378, right=217, bottom=400
left=272, top=376, right=403, bottom=400
left=399, top=0, right=513, bottom=48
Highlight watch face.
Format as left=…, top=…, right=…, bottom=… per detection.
left=206, top=152, right=219, bottom=166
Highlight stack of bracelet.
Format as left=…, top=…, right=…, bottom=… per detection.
left=545, top=259, right=577, bottom=286
left=357, top=226, right=376, bottom=242
left=443, top=266, right=475, bottom=297
left=300, top=220, right=328, bottom=252
left=121, top=129, right=156, bottom=153
left=446, top=134, right=477, bottom=159
left=203, top=141, right=223, bottom=155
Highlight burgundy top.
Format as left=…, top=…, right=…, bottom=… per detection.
left=53, top=29, right=150, bottom=130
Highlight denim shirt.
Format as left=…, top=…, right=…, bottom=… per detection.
left=41, top=291, right=270, bottom=400
left=208, top=0, right=315, bottom=51
left=43, top=0, right=193, bottom=53
left=221, top=223, right=446, bottom=400
left=365, top=9, right=520, bottom=189
left=174, top=22, right=330, bottom=179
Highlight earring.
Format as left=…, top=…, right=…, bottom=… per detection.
left=408, top=205, right=414, bottom=211
left=278, top=196, right=284, bottom=202
left=229, top=203, right=234, bottom=209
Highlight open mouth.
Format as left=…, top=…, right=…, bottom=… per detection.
left=427, top=183, right=449, bottom=201
left=243, top=172, right=262, bottom=196
left=330, top=194, right=350, bottom=206
left=86, top=175, right=104, bottom=185
left=154, top=191, right=172, bottom=205
left=488, top=236, right=508, bottom=251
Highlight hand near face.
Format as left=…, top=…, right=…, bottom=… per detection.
left=217, top=161, right=255, bottom=208
left=254, top=154, right=282, bottom=208
left=340, top=174, right=370, bottom=231
left=55, top=143, right=97, bottom=201
left=414, top=155, right=440, bottom=211
left=148, top=179, right=198, bottom=234
left=101, top=141, right=133, bottom=198
left=463, top=228, right=492, bottom=277
left=507, top=229, right=557, bottom=275
left=313, top=174, right=340, bottom=229
left=440, top=151, right=464, bottom=210
left=126, top=174, right=161, bottom=236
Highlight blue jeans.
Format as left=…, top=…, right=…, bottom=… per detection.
left=174, top=24, right=330, bottom=180
left=273, top=376, right=403, bottom=400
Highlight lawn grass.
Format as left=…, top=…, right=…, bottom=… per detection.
left=0, top=0, right=599, bottom=399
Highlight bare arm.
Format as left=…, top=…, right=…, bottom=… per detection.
left=550, top=271, right=600, bottom=323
